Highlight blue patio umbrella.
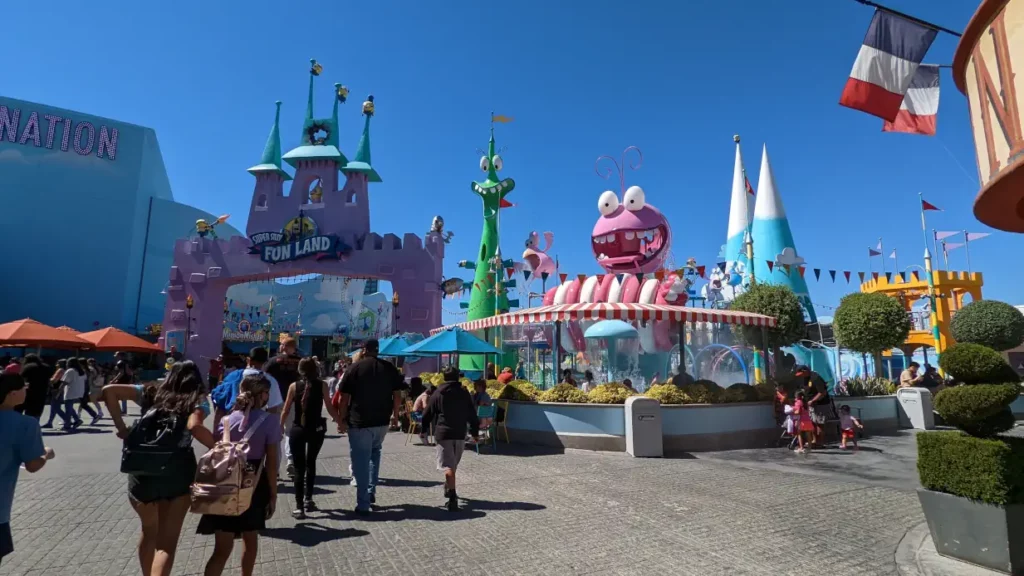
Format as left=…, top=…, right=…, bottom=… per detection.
left=401, top=327, right=500, bottom=356
left=377, top=334, right=429, bottom=357
left=584, top=320, right=638, bottom=382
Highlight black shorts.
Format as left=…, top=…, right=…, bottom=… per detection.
left=0, top=522, right=13, bottom=561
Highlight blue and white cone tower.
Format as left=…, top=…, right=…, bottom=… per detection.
left=724, top=136, right=752, bottom=288
left=750, top=144, right=818, bottom=323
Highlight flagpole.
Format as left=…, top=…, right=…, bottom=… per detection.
left=941, top=241, right=950, bottom=269
left=879, top=237, right=886, bottom=274
left=963, top=230, right=972, bottom=274
left=919, top=193, right=944, bottom=362
left=850, top=0, right=962, bottom=37
left=931, top=230, right=941, bottom=271
left=893, top=250, right=899, bottom=274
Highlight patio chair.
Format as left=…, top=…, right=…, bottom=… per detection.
left=405, top=400, right=432, bottom=445
left=475, top=404, right=497, bottom=453
left=494, top=400, right=510, bottom=443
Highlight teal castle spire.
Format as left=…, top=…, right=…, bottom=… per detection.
left=342, top=95, right=381, bottom=182
left=247, top=101, right=292, bottom=180
left=282, top=58, right=347, bottom=167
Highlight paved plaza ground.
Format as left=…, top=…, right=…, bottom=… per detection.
left=0, top=412, right=1001, bottom=576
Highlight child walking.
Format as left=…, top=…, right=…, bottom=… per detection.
left=793, top=391, right=814, bottom=454
left=839, top=405, right=864, bottom=450
left=422, top=366, right=480, bottom=511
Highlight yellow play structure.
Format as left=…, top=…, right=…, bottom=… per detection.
left=859, top=271, right=984, bottom=358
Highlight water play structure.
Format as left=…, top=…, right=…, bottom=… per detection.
left=158, top=61, right=445, bottom=370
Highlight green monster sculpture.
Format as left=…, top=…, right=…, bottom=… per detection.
left=459, top=121, right=516, bottom=373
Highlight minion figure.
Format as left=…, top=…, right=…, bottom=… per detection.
left=196, top=219, right=214, bottom=238
left=309, top=178, right=324, bottom=203
left=362, top=95, right=375, bottom=117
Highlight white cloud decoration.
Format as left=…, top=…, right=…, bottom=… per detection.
left=774, top=247, right=805, bottom=267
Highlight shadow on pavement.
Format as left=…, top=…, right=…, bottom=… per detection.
left=459, top=499, right=546, bottom=512
left=378, top=478, right=444, bottom=488
left=41, top=428, right=107, bottom=436
left=263, top=524, right=368, bottom=546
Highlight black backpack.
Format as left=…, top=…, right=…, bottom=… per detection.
left=121, top=408, right=190, bottom=477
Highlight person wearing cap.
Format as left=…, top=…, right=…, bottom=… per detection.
left=794, top=365, right=833, bottom=448
left=336, top=339, right=403, bottom=516
left=265, top=338, right=301, bottom=478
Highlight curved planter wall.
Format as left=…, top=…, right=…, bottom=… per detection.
left=504, top=395, right=902, bottom=454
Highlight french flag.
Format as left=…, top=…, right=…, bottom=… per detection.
left=839, top=9, right=938, bottom=122
left=882, top=65, right=940, bottom=135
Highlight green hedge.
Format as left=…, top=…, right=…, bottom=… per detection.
left=586, top=383, right=637, bottom=404
left=721, top=383, right=760, bottom=403
left=917, top=431, right=1024, bottom=505
left=950, top=299, right=1024, bottom=351
left=538, top=383, right=589, bottom=403
left=644, top=384, right=691, bottom=404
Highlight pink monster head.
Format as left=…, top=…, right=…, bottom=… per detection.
left=590, top=146, right=671, bottom=274
left=592, top=185, right=672, bottom=274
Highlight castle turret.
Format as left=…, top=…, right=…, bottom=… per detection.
left=281, top=60, right=346, bottom=205
left=750, top=145, right=817, bottom=322
left=342, top=95, right=381, bottom=182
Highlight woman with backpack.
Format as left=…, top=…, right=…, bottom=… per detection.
left=280, top=357, right=342, bottom=519
left=198, top=373, right=281, bottom=576
left=102, top=361, right=214, bottom=576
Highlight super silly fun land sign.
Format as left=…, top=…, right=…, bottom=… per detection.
left=249, top=231, right=342, bottom=264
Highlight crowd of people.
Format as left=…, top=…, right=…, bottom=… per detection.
left=0, top=337, right=487, bottom=576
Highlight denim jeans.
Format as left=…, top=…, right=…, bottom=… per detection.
left=347, top=425, right=388, bottom=511
left=53, top=400, right=82, bottom=428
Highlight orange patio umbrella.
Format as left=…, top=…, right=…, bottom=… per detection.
left=0, top=318, right=93, bottom=349
left=77, top=327, right=162, bottom=353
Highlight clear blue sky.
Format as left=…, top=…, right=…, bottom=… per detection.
left=7, top=0, right=1004, bottom=320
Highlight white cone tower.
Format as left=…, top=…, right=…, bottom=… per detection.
left=720, top=136, right=752, bottom=300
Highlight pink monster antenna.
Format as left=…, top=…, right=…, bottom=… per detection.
left=594, top=146, right=643, bottom=194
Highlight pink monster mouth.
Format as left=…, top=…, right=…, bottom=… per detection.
left=591, top=225, right=668, bottom=272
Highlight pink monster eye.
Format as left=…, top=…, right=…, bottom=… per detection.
left=598, top=191, right=619, bottom=216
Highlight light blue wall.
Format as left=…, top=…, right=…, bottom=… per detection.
left=0, top=96, right=238, bottom=333
left=837, top=396, right=898, bottom=422
left=506, top=402, right=626, bottom=436
left=662, top=403, right=775, bottom=435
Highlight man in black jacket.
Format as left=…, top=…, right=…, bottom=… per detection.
left=422, top=366, right=479, bottom=511
left=265, top=338, right=301, bottom=477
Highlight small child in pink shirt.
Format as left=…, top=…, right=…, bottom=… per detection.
left=839, top=405, right=864, bottom=450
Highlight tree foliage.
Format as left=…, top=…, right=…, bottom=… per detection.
left=937, top=343, right=1020, bottom=385
left=950, top=300, right=1024, bottom=351
left=833, top=292, right=911, bottom=354
left=729, top=283, right=806, bottom=349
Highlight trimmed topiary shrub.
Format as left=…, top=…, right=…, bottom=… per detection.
left=721, top=383, right=760, bottom=403
left=680, top=380, right=723, bottom=404
left=933, top=383, right=1019, bottom=437
left=587, top=383, right=637, bottom=404
left=729, top=283, right=806, bottom=350
left=833, top=292, right=912, bottom=375
left=938, top=343, right=1020, bottom=384
left=950, top=299, right=1024, bottom=352
left=497, top=379, right=539, bottom=401
left=538, top=383, right=589, bottom=403
left=918, top=432, right=1024, bottom=505
left=644, top=384, right=691, bottom=405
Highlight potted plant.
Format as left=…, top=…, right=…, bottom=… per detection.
left=916, top=299, right=1024, bottom=573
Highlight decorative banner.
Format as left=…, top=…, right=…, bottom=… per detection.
left=858, top=272, right=865, bottom=283
left=766, top=261, right=774, bottom=273
left=829, top=270, right=837, bottom=282
left=541, top=272, right=549, bottom=282
left=885, top=272, right=892, bottom=281
left=616, top=273, right=626, bottom=284
left=782, top=264, right=791, bottom=275
left=911, top=271, right=920, bottom=281
left=696, top=266, right=706, bottom=278
left=813, top=268, right=821, bottom=280
left=798, top=266, right=806, bottom=277
left=577, top=274, right=586, bottom=283
left=844, top=271, right=851, bottom=283
left=506, top=268, right=514, bottom=280
left=559, top=273, right=568, bottom=283
left=635, top=272, right=644, bottom=283
left=523, top=270, right=531, bottom=281
left=872, top=272, right=879, bottom=280
left=654, top=270, right=666, bottom=281
left=716, top=262, right=727, bottom=273
left=899, top=272, right=907, bottom=282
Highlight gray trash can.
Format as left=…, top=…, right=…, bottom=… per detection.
left=896, top=387, right=935, bottom=430
left=625, top=396, right=663, bottom=457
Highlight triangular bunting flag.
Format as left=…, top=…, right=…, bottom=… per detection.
left=635, top=272, right=645, bottom=283
left=783, top=264, right=791, bottom=275
left=911, top=271, right=919, bottom=281
left=616, top=273, right=626, bottom=284
left=885, top=272, right=892, bottom=282
left=506, top=268, right=514, bottom=280
left=473, top=282, right=480, bottom=290
left=559, top=273, right=567, bottom=283
left=798, top=266, right=806, bottom=278
left=766, top=261, right=774, bottom=272
left=596, top=274, right=605, bottom=283
left=577, top=274, right=587, bottom=283
left=872, top=272, right=879, bottom=280
left=695, top=266, right=705, bottom=278
left=857, top=272, right=865, bottom=282
left=717, top=262, right=727, bottom=273
left=654, top=270, right=666, bottom=281
left=899, top=272, right=906, bottom=282
left=844, top=271, right=851, bottom=283
left=540, top=272, right=549, bottom=282
left=829, top=270, right=836, bottom=282
left=813, top=268, right=821, bottom=280
left=523, top=270, right=531, bottom=281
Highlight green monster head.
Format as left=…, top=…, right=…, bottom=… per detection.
left=471, top=127, right=515, bottom=220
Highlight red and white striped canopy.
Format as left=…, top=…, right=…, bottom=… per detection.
left=431, top=303, right=776, bottom=334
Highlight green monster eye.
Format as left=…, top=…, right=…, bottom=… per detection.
left=479, top=156, right=490, bottom=172
left=492, top=155, right=503, bottom=171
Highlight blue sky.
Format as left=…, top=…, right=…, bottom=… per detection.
left=5, top=0, right=1002, bottom=320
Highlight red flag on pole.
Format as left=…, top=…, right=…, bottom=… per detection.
left=745, top=177, right=755, bottom=197
left=921, top=199, right=942, bottom=211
